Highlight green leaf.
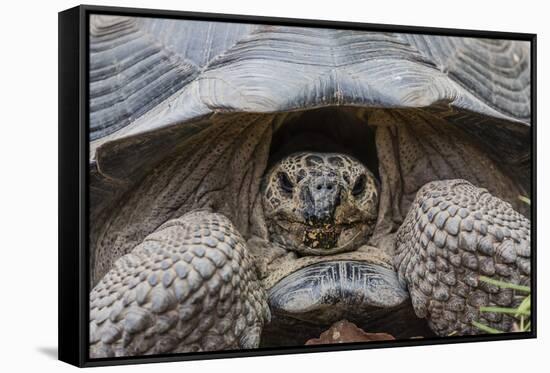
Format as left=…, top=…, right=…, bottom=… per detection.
left=515, top=295, right=531, bottom=317
left=479, top=306, right=530, bottom=316
left=472, top=321, right=503, bottom=334
left=518, top=195, right=531, bottom=205
left=479, top=276, right=531, bottom=293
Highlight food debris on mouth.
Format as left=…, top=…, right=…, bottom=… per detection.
left=303, top=224, right=340, bottom=249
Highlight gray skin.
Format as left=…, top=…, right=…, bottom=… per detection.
left=90, top=152, right=530, bottom=357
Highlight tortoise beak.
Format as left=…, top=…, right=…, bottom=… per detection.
left=301, top=178, right=341, bottom=224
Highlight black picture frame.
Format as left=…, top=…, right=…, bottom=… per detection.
left=58, top=4, right=537, bottom=368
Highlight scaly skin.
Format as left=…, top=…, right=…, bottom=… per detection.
left=89, top=210, right=269, bottom=357
left=394, top=180, right=530, bottom=335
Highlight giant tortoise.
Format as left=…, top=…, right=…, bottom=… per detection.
left=88, top=15, right=532, bottom=357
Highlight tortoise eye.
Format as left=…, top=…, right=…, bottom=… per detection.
left=352, top=174, right=366, bottom=196
left=278, top=172, right=294, bottom=193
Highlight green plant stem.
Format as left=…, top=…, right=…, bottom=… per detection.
left=472, top=321, right=503, bottom=334
left=479, top=276, right=531, bottom=293
left=479, top=306, right=530, bottom=315
left=520, top=316, right=524, bottom=330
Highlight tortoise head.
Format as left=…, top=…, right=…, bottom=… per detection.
left=262, top=152, right=379, bottom=255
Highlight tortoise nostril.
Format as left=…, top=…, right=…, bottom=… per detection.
left=316, top=185, right=322, bottom=190
left=327, top=185, right=333, bottom=190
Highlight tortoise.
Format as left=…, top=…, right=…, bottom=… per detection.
left=88, top=15, right=532, bottom=357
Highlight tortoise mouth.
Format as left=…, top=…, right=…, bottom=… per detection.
left=272, top=218, right=368, bottom=255
left=267, top=260, right=409, bottom=324
left=302, top=223, right=342, bottom=249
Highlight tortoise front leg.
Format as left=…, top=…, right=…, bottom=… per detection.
left=89, top=210, right=270, bottom=357
left=394, top=180, right=530, bottom=336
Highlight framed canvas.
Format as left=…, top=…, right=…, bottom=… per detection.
left=58, top=4, right=536, bottom=367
